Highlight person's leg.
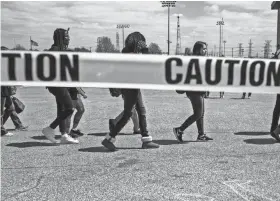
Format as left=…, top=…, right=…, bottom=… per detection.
left=1, top=97, right=14, bottom=136
left=271, top=94, right=280, bottom=133
left=242, top=93, right=246, bottom=99
left=1, top=97, right=9, bottom=136
left=43, top=88, right=75, bottom=143
left=10, top=110, right=28, bottom=130
left=131, top=106, right=140, bottom=133
left=70, top=95, right=85, bottom=136
left=173, top=94, right=205, bottom=142
left=134, top=90, right=159, bottom=149
left=248, top=93, right=252, bottom=98
left=102, top=89, right=138, bottom=151
left=195, top=96, right=213, bottom=141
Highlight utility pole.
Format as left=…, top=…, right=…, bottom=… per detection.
left=248, top=39, right=253, bottom=58
left=223, top=40, right=226, bottom=56
left=89, top=47, right=92, bottom=52
left=117, top=24, right=130, bottom=49
left=238, top=43, right=243, bottom=57
left=214, top=45, right=216, bottom=56
left=232, top=48, right=234, bottom=57
left=161, top=1, right=176, bottom=55
left=116, top=32, right=120, bottom=51
left=216, top=18, right=225, bottom=57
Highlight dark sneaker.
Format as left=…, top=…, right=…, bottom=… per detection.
left=109, top=119, right=115, bottom=133
left=102, top=138, right=117, bottom=151
left=173, top=127, right=183, bottom=142
left=270, top=132, right=280, bottom=142
left=197, top=134, right=213, bottom=141
left=71, top=129, right=84, bottom=137
left=15, top=126, right=28, bottom=131
left=133, top=130, right=141, bottom=134
left=142, top=141, right=160, bottom=149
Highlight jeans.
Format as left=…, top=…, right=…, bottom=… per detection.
left=65, top=94, right=85, bottom=133
left=271, top=94, right=280, bottom=132
left=110, top=89, right=148, bottom=138
left=3, top=109, right=23, bottom=128
left=114, top=95, right=140, bottom=132
left=1, top=96, right=14, bottom=135
left=48, top=87, right=74, bottom=134
left=180, top=93, right=205, bottom=135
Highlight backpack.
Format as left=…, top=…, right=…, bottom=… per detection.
left=109, top=88, right=122, bottom=97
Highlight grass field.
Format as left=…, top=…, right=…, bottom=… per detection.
left=1, top=87, right=280, bottom=201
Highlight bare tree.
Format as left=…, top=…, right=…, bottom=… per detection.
left=184, top=47, right=192, bottom=55
left=12, top=44, right=26, bottom=50
left=148, top=43, right=162, bottom=54
left=96, top=37, right=118, bottom=53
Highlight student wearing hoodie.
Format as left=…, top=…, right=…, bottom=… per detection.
left=102, top=32, right=160, bottom=151
left=42, top=28, right=78, bottom=144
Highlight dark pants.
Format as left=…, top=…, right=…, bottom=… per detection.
left=110, top=89, right=148, bottom=138
left=180, top=93, right=205, bottom=135
left=1, top=96, right=14, bottom=135
left=271, top=94, right=280, bottom=132
left=242, top=93, right=252, bottom=98
left=48, top=87, right=74, bottom=134
left=3, top=109, right=23, bottom=128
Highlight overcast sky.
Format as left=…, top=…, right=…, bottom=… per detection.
left=1, top=1, right=277, bottom=57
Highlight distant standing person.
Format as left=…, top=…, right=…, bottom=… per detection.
left=173, top=41, right=213, bottom=142
left=242, top=93, right=252, bottom=99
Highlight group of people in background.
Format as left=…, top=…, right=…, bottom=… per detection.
left=1, top=27, right=279, bottom=152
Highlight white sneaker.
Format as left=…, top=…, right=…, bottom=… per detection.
left=42, top=126, right=57, bottom=143
left=3, top=132, right=13, bottom=137
left=60, top=134, right=79, bottom=144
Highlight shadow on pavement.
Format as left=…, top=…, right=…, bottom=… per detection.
left=235, top=132, right=269, bottom=136
left=152, top=139, right=190, bottom=145
left=87, top=132, right=135, bottom=136
left=31, top=135, right=61, bottom=140
left=6, top=141, right=57, bottom=148
left=230, top=98, right=247, bottom=100
left=243, top=138, right=278, bottom=145
left=79, top=146, right=142, bottom=153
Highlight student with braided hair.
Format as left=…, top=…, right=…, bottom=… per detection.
left=42, top=28, right=78, bottom=144
left=102, top=32, right=160, bottom=151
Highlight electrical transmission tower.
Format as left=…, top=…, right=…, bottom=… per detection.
left=116, top=32, right=120, bottom=52
left=175, top=14, right=182, bottom=55
left=238, top=43, right=243, bottom=57
left=264, top=40, right=272, bottom=58
left=248, top=39, right=253, bottom=58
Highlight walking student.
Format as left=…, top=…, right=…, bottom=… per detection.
left=173, top=41, right=213, bottom=142
left=42, top=28, right=78, bottom=144
left=65, top=87, right=87, bottom=138
left=102, top=32, right=160, bottom=151
left=109, top=47, right=141, bottom=135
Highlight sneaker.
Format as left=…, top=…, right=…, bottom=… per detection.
left=133, top=130, right=141, bottom=134
left=197, top=134, right=213, bottom=141
left=3, top=132, right=13, bottom=137
left=70, top=129, right=84, bottom=137
left=42, top=127, right=57, bottom=143
left=271, top=130, right=280, bottom=142
left=60, top=134, right=79, bottom=144
left=15, top=126, right=28, bottom=131
left=102, top=138, right=117, bottom=151
left=142, top=141, right=160, bottom=149
left=109, top=119, right=115, bottom=133
left=173, top=127, right=183, bottom=142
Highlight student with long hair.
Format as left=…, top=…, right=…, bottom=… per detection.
left=173, top=41, right=213, bottom=142
left=102, top=32, right=160, bottom=151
